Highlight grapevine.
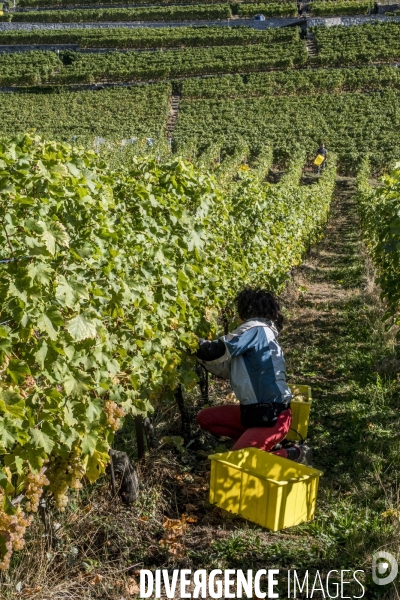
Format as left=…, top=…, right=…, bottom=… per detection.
left=357, top=159, right=400, bottom=326
left=0, top=134, right=336, bottom=567
left=0, top=4, right=232, bottom=22
left=0, top=85, right=171, bottom=147
left=24, top=469, right=50, bottom=513
left=0, top=42, right=308, bottom=87
left=47, top=451, right=86, bottom=511
left=311, top=0, right=372, bottom=16
left=0, top=25, right=299, bottom=47
left=0, top=491, right=32, bottom=570
left=174, top=81, right=400, bottom=173
left=104, top=400, right=125, bottom=432
left=313, top=22, right=400, bottom=67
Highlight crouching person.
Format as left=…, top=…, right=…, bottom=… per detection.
left=196, top=288, right=307, bottom=463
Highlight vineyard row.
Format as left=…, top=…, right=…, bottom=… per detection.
left=0, top=44, right=308, bottom=86
left=2, top=22, right=400, bottom=86
left=0, top=2, right=299, bottom=21
left=313, top=22, right=400, bottom=66
left=2, top=69, right=400, bottom=174
left=0, top=24, right=300, bottom=48
left=357, top=161, right=400, bottom=331
left=0, top=0, right=379, bottom=19
left=0, top=134, right=336, bottom=567
left=174, top=87, right=400, bottom=174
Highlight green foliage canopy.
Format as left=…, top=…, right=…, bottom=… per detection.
left=0, top=134, right=335, bottom=564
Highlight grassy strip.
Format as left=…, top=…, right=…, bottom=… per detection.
left=276, top=179, right=400, bottom=592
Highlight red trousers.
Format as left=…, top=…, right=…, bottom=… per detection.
left=197, top=404, right=292, bottom=458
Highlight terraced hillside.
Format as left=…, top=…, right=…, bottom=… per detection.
left=1, top=21, right=400, bottom=173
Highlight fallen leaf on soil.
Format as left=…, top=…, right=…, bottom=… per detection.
left=163, top=516, right=186, bottom=530
left=184, top=515, right=198, bottom=523
left=161, top=516, right=187, bottom=558
left=67, top=511, right=80, bottom=524
left=183, top=484, right=208, bottom=497
left=381, top=509, right=400, bottom=519
left=125, top=577, right=140, bottom=596
left=168, top=542, right=186, bottom=558
left=89, top=574, right=104, bottom=585
left=21, top=587, right=43, bottom=598
left=114, top=579, right=127, bottom=592
left=139, top=516, right=149, bottom=522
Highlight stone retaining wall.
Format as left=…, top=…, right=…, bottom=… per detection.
left=307, top=14, right=400, bottom=25
left=376, top=2, right=400, bottom=13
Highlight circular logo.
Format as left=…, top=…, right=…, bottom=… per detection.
left=372, top=551, right=398, bottom=586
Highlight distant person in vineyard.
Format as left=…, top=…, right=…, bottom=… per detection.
left=316, top=142, right=327, bottom=174
left=196, top=288, right=310, bottom=464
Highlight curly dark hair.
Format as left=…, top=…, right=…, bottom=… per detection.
left=235, top=287, right=284, bottom=330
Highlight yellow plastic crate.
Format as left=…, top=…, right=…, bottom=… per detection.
left=209, top=448, right=322, bottom=531
left=287, top=384, right=312, bottom=442
left=314, top=154, right=325, bottom=166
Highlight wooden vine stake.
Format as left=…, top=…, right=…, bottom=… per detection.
left=135, top=415, right=146, bottom=459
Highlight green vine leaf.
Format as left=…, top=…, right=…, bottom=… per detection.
left=37, top=314, right=58, bottom=341
left=0, top=391, right=25, bottom=420
left=29, top=428, right=55, bottom=454
left=41, top=221, right=70, bottom=255
left=66, top=314, right=97, bottom=342
left=6, top=359, right=31, bottom=385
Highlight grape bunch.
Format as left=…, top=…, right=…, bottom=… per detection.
left=0, top=491, right=32, bottom=570
left=291, top=387, right=307, bottom=402
left=47, top=450, right=85, bottom=511
left=24, top=469, right=50, bottom=513
left=104, top=400, right=125, bottom=432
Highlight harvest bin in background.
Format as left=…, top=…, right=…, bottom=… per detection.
left=208, top=448, right=322, bottom=531
left=287, top=384, right=312, bottom=442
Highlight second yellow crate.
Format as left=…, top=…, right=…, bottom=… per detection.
left=209, top=448, right=322, bottom=531
left=287, top=384, right=312, bottom=442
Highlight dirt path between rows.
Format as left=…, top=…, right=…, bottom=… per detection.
left=282, top=176, right=364, bottom=395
